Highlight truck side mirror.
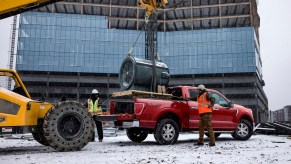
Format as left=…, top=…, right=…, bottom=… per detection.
left=228, top=102, right=234, bottom=108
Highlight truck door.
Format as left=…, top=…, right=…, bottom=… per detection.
left=188, top=89, right=199, bottom=129
left=210, top=92, right=237, bottom=129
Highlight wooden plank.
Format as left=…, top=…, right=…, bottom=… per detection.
left=112, top=90, right=172, bottom=99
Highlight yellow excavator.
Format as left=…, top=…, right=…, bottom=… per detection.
left=0, top=0, right=168, bottom=151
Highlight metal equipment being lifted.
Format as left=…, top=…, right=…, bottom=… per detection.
left=119, top=0, right=174, bottom=92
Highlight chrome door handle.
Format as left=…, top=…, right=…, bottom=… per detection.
left=213, top=108, right=219, bottom=110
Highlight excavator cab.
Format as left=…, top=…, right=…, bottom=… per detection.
left=0, top=69, right=30, bottom=97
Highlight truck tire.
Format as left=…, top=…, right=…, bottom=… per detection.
left=126, top=128, right=148, bottom=143
left=43, top=101, right=94, bottom=151
left=32, top=119, right=49, bottom=146
left=154, top=119, right=179, bottom=145
left=231, top=119, right=252, bottom=141
left=205, top=132, right=221, bottom=139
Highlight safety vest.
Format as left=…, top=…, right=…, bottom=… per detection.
left=197, top=92, right=212, bottom=115
left=88, top=98, right=102, bottom=115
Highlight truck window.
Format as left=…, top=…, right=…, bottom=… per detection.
left=210, top=92, right=228, bottom=107
left=189, top=89, right=198, bottom=101
left=167, top=88, right=183, bottom=100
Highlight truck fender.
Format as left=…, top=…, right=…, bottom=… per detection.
left=153, top=107, right=182, bottom=127
left=236, top=112, right=254, bottom=124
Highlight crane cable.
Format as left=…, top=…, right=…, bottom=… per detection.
left=127, top=27, right=144, bottom=56
left=128, top=0, right=188, bottom=56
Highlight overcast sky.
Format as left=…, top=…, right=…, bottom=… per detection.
left=0, top=1, right=290, bottom=111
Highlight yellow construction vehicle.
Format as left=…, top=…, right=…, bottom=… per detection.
left=0, top=0, right=62, bottom=19
left=0, top=0, right=168, bottom=151
left=0, top=0, right=168, bottom=20
left=138, top=0, right=168, bottom=18
left=0, top=69, right=94, bottom=151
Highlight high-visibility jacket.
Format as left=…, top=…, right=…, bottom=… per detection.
left=197, top=92, right=212, bottom=115
left=88, top=98, right=102, bottom=115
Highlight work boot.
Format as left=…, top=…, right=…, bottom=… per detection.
left=194, top=142, right=204, bottom=146
left=98, top=139, right=103, bottom=142
left=209, top=143, right=215, bottom=147
left=90, top=137, right=95, bottom=142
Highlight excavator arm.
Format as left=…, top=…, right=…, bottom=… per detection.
left=0, top=0, right=62, bottom=19
left=0, top=0, right=168, bottom=20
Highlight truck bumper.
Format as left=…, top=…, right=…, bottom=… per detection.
left=94, top=115, right=118, bottom=121
left=94, top=114, right=139, bottom=128
left=117, top=120, right=140, bottom=128
left=94, top=114, right=134, bottom=122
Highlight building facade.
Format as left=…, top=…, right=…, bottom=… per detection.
left=15, top=0, right=268, bottom=123
left=270, top=106, right=291, bottom=124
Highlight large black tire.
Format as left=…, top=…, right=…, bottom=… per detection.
left=43, top=101, right=94, bottom=151
left=126, top=128, right=148, bottom=143
left=31, top=119, right=49, bottom=146
left=154, top=119, right=179, bottom=145
left=231, top=119, right=253, bottom=141
left=205, top=132, right=221, bottom=139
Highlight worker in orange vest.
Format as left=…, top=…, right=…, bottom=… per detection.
left=195, top=84, right=215, bottom=146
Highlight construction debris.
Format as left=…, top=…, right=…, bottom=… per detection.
left=255, top=122, right=291, bottom=135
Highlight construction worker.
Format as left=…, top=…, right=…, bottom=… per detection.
left=84, top=89, right=103, bottom=142
left=60, top=94, right=66, bottom=102
left=195, top=84, right=215, bottom=146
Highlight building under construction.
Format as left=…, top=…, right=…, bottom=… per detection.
left=14, top=0, right=268, bottom=123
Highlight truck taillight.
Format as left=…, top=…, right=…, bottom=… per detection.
left=134, top=103, right=145, bottom=115
left=110, top=101, right=116, bottom=114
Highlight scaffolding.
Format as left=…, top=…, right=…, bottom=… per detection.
left=7, top=15, right=17, bottom=90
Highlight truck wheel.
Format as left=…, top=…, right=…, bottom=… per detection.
left=205, top=132, right=221, bottom=139
left=126, top=128, right=148, bottom=143
left=43, top=101, right=94, bottom=151
left=231, top=119, right=252, bottom=141
left=154, top=119, right=179, bottom=145
left=32, top=119, right=49, bottom=146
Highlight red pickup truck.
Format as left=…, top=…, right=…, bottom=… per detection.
left=97, top=86, right=254, bottom=145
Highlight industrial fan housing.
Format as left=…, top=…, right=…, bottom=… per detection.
left=119, top=56, right=170, bottom=91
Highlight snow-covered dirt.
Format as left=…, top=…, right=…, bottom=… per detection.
left=0, top=133, right=290, bottom=164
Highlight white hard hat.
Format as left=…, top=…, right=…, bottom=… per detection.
left=197, top=84, right=205, bottom=90
left=92, top=89, right=99, bottom=94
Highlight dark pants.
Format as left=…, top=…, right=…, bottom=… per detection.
left=198, top=113, right=215, bottom=144
left=92, top=115, right=103, bottom=140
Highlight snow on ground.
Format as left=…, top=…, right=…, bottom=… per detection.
left=0, top=133, right=290, bottom=164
